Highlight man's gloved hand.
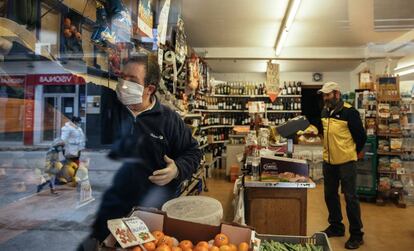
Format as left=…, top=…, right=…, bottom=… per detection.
left=149, top=155, right=179, bottom=186
left=0, top=37, right=12, bottom=55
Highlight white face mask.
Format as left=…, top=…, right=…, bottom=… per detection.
left=116, top=78, right=144, bottom=105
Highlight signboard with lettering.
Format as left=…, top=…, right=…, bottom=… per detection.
left=0, top=75, right=26, bottom=86
left=266, top=62, right=279, bottom=102
left=26, top=74, right=86, bottom=85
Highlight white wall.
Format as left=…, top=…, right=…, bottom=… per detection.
left=211, top=73, right=266, bottom=82
left=280, top=72, right=351, bottom=91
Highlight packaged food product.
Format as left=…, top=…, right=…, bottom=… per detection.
left=378, top=140, right=390, bottom=151
left=378, top=123, right=389, bottom=133
left=378, top=103, right=390, bottom=118
left=390, top=138, right=403, bottom=151
left=379, top=177, right=391, bottom=191
left=389, top=123, right=400, bottom=133
left=390, top=157, right=402, bottom=170
left=378, top=156, right=390, bottom=170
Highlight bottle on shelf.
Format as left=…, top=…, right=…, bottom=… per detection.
left=281, top=82, right=287, bottom=95
left=287, top=82, right=292, bottom=95
left=297, top=81, right=302, bottom=95
left=292, top=81, right=297, bottom=95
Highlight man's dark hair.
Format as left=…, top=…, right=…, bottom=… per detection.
left=124, top=53, right=161, bottom=96
left=71, top=116, right=81, bottom=123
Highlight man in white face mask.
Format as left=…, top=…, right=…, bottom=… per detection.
left=89, top=54, right=202, bottom=243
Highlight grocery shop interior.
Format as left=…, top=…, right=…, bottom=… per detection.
left=0, top=0, right=414, bottom=251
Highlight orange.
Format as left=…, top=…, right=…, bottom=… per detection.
left=144, top=241, right=157, bottom=251
left=158, top=236, right=174, bottom=247
left=214, top=234, right=229, bottom=247
left=196, top=241, right=209, bottom=249
left=132, top=246, right=142, bottom=251
left=194, top=246, right=209, bottom=251
left=156, top=244, right=172, bottom=251
left=209, top=246, right=220, bottom=251
left=228, top=244, right=237, bottom=251
left=183, top=248, right=193, bottom=251
left=152, top=231, right=165, bottom=242
left=238, top=242, right=249, bottom=251
left=219, top=245, right=231, bottom=251
left=179, top=240, right=194, bottom=250
left=172, top=247, right=183, bottom=251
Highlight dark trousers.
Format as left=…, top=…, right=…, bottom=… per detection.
left=323, top=161, right=364, bottom=238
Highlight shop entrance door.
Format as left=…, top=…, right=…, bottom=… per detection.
left=42, top=94, right=78, bottom=142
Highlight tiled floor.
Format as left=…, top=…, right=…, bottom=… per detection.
left=203, top=168, right=414, bottom=251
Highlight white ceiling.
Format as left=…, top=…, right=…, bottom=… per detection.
left=181, top=0, right=412, bottom=73
left=182, top=0, right=288, bottom=47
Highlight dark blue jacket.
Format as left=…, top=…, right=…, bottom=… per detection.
left=92, top=93, right=201, bottom=241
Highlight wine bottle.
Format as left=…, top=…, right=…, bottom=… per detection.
left=292, top=81, right=297, bottom=95
left=287, top=82, right=292, bottom=95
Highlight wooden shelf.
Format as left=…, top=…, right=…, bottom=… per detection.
left=266, top=110, right=302, bottom=113
left=377, top=132, right=403, bottom=137
left=182, top=113, right=202, bottom=118
left=208, top=94, right=269, bottom=98
left=228, top=134, right=246, bottom=138
left=210, top=140, right=229, bottom=144
left=377, top=97, right=400, bottom=102
left=204, top=157, right=220, bottom=167
left=200, top=125, right=234, bottom=130
left=193, top=109, right=246, bottom=113
left=378, top=170, right=397, bottom=174
left=208, top=94, right=302, bottom=98
left=377, top=150, right=403, bottom=156
left=199, top=143, right=209, bottom=149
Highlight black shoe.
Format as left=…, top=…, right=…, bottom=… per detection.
left=345, top=237, right=364, bottom=249
left=322, top=226, right=345, bottom=237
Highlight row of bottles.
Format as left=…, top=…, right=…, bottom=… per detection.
left=207, top=128, right=230, bottom=141
left=266, top=98, right=301, bottom=111
left=207, top=145, right=225, bottom=158
left=198, top=130, right=208, bottom=146
left=197, top=97, right=247, bottom=110
left=214, top=82, right=266, bottom=96
left=267, top=113, right=300, bottom=125
left=280, top=81, right=302, bottom=95
left=202, top=114, right=251, bottom=126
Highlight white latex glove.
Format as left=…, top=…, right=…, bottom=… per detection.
left=0, top=37, right=12, bottom=55
left=148, top=155, right=179, bottom=186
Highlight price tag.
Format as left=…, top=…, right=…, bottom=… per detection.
left=396, top=168, right=406, bottom=175
left=124, top=217, right=155, bottom=244
left=107, top=217, right=155, bottom=248
left=108, top=219, right=140, bottom=248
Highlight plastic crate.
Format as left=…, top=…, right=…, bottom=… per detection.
left=256, top=232, right=332, bottom=251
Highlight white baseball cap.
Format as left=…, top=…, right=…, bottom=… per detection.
left=318, top=82, right=340, bottom=94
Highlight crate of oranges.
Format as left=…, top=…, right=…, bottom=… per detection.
left=102, top=207, right=254, bottom=251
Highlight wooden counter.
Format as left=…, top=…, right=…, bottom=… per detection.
left=244, top=187, right=307, bottom=236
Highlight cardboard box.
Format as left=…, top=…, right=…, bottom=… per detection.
left=104, top=208, right=254, bottom=249
left=260, top=156, right=309, bottom=182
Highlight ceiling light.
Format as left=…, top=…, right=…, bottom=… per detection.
left=276, top=29, right=289, bottom=56
left=285, top=0, right=301, bottom=30
left=275, top=0, right=302, bottom=56
left=395, top=67, right=414, bottom=76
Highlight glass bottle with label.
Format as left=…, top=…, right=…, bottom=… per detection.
left=287, top=82, right=292, bottom=95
